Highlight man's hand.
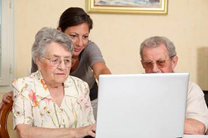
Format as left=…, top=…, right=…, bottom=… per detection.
left=184, top=118, right=205, bottom=135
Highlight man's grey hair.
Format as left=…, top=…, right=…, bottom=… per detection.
left=140, top=36, right=177, bottom=59
left=32, top=27, right=74, bottom=63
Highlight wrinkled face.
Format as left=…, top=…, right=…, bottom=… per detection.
left=141, top=44, right=178, bottom=73
left=36, top=42, right=72, bottom=86
left=64, top=22, right=90, bottom=57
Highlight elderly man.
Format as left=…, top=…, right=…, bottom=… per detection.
left=140, top=36, right=208, bottom=135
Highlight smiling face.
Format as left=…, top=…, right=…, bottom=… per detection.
left=141, top=44, right=178, bottom=73
left=36, top=42, right=72, bottom=87
left=63, top=22, right=90, bottom=57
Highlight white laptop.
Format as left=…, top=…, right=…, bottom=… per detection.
left=96, top=73, right=189, bottom=138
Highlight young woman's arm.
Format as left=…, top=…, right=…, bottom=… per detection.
left=92, top=62, right=111, bottom=80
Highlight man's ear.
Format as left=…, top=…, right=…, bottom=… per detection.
left=35, top=57, right=41, bottom=71
left=140, top=59, right=145, bottom=69
left=171, top=56, right=178, bottom=70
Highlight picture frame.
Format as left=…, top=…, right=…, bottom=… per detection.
left=86, top=0, right=168, bottom=15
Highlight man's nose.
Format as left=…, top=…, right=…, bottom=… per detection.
left=152, top=63, right=160, bottom=73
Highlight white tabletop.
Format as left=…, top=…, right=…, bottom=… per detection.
left=183, top=135, right=208, bottom=138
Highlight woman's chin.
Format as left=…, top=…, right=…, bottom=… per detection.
left=73, top=52, right=80, bottom=57
left=54, top=77, right=67, bottom=84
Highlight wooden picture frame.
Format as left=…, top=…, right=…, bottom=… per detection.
left=86, top=0, right=168, bottom=15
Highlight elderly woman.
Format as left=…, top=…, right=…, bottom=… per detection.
left=12, top=27, right=96, bottom=138
left=3, top=7, right=111, bottom=119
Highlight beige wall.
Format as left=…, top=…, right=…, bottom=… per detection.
left=15, top=0, right=208, bottom=88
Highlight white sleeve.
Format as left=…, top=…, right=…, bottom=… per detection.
left=12, top=79, right=34, bottom=129
left=186, top=82, right=208, bottom=132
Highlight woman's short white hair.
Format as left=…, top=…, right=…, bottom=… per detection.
left=31, top=27, right=74, bottom=63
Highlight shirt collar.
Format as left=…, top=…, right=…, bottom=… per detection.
left=32, top=71, right=79, bottom=98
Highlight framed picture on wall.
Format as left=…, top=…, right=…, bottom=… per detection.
left=86, top=0, right=168, bottom=15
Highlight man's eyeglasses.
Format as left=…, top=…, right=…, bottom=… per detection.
left=142, top=59, right=172, bottom=69
left=44, top=56, right=72, bottom=68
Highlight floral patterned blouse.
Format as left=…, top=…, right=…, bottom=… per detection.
left=12, top=71, right=95, bottom=129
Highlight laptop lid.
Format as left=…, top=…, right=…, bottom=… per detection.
left=96, top=73, right=189, bottom=138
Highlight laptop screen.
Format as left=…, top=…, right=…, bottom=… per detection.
left=96, top=73, right=189, bottom=138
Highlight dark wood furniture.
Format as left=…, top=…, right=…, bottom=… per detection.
left=0, top=97, right=13, bottom=138
left=203, top=90, right=208, bottom=107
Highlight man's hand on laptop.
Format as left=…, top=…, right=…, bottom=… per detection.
left=184, top=118, right=205, bottom=135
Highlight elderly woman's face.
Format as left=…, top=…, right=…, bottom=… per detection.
left=36, top=42, right=72, bottom=86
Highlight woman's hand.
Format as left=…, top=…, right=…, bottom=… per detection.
left=0, top=91, right=13, bottom=111
left=2, top=91, right=13, bottom=103
left=75, top=124, right=96, bottom=138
